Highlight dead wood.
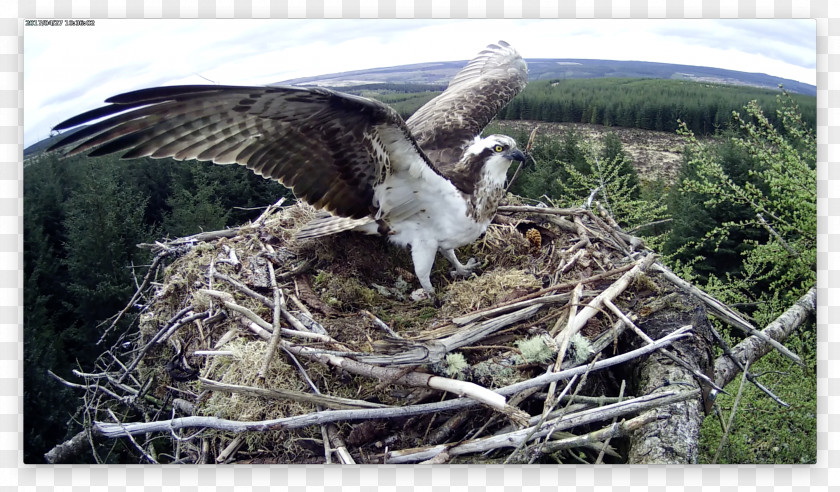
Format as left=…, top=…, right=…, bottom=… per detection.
left=47, top=198, right=810, bottom=464
left=624, top=290, right=715, bottom=464
left=714, top=286, right=816, bottom=389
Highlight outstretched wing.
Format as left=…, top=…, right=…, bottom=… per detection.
left=406, top=41, right=528, bottom=168
left=49, top=85, right=438, bottom=220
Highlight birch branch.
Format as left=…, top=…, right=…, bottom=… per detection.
left=385, top=388, right=699, bottom=463
left=94, top=328, right=691, bottom=439
left=714, top=286, right=815, bottom=390
left=653, top=262, right=803, bottom=367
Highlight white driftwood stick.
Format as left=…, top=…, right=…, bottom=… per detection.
left=652, top=262, right=802, bottom=366
left=555, top=253, right=656, bottom=363
left=426, top=376, right=506, bottom=410
left=385, top=388, right=699, bottom=463
left=94, top=327, right=691, bottom=440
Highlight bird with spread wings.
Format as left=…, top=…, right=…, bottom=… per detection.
left=49, top=41, right=529, bottom=298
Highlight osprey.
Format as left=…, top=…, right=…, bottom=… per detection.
left=49, top=41, right=528, bottom=297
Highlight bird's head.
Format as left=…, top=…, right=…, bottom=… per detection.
left=464, top=134, right=526, bottom=180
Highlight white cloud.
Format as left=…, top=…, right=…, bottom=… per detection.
left=23, top=18, right=815, bottom=148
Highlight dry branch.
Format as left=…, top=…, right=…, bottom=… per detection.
left=199, top=378, right=387, bottom=410
left=653, top=262, right=803, bottom=366
left=94, top=327, right=691, bottom=440
left=714, top=286, right=815, bottom=389
left=55, top=197, right=805, bottom=464
left=384, top=388, right=699, bottom=463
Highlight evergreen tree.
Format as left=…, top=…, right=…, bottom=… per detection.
left=62, top=158, right=157, bottom=325
left=667, top=91, right=815, bottom=320
left=163, top=166, right=231, bottom=237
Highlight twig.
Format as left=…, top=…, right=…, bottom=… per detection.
left=107, top=409, right=158, bottom=464
left=756, top=213, right=798, bottom=257
left=653, top=262, right=803, bottom=367
left=202, top=289, right=337, bottom=344
left=505, top=375, right=579, bottom=464
left=554, top=254, right=657, bottom=365
left=214, top=272, right=274, bottom=308
left=713, top=286, right=815, bottom=396
left=483, top=261, right=636, bottom=314
left=216, top=435, right=244, bottom=463
left=452, top=292, right=578, bottom=326
left=595, top=380, right=625, bottom=464
left=361, top=310, right=402, bottom=339
left=496, top=205, right=581, bottom=216
left=385, top=388, right=700, bottom=463
left=541, top=411, right=657, bottom=455
left=358, top=304, right=543, bottom=365
left=276, top=259, right=313, bottom=279
left=326, top=424, right=356, bottom=464
left=199, top=378, right=386, bottom=410
left=708, top=325, right=788, bottom=407
left=95, top=330, right=692, bottom=439
left=98, top=251, right=168, bottom=344
left=603, top=299, right=725, bottom=393
left=254, top=197, right=286, bottom=226
left=713, top=360, right=751, bottom=463
left=193, top=350, right=234, bottom=356
left=505, top=126, right=539, bottom=193
left=258, top=262, right=284, bottom=379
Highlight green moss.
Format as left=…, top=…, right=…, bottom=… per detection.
left=515, top=336, right=556, bottom=364
left=312, top=270, right=382, bottom=310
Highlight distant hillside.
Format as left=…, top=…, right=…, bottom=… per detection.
left=27, top=59, right=813, bottom=158
left=278, top=58, right=815, bottom=97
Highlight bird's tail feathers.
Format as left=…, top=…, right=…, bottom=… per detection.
left=296, top=213, right=374, bottom=240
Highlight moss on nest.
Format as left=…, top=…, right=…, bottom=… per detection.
left=442, top=268, right=542, bottom=316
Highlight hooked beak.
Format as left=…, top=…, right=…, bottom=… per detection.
left=506, top=149, right=526, bottom=162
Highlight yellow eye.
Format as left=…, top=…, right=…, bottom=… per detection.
left=493, top=145, right=504, bottom=152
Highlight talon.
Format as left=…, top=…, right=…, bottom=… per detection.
left=410, top=288, right=432, bottom=302
left=450, top=258, right=481, bottom=278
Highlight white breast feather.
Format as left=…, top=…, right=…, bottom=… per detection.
left=369, top=126, right=486, bottom=251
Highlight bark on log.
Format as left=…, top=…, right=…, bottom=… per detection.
left=44, top=429, right=95, bottom=464
left=714, top=287, right=816, bottom=389
left=625, top=291, right=715, bottom=464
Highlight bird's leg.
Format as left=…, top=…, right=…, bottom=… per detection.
left=409, top=241, right=438, bottom=299
left=442, top=249, right=479, bottom=278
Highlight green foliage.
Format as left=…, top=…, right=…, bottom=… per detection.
left=62, top=160, right=158, bottom=322
left=162, top=166, right=231, bottom=237
left=23, top=151, right=293, bottom=462
left=506, top=127, right=668, bottom=241
left=499, top=78, right=816, bottom=136
left=669, top=91, right=816, bottom=312
left=666, top=92, right=816, bottom=464
left=699, top=327, right=817, bottom=464
left=664, top=135, right=767, bottom=283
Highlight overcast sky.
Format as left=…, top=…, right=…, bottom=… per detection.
left=24, top=18, right=816, bottom=148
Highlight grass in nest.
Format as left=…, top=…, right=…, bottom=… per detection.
left=442, top=268, right=541, bottom=316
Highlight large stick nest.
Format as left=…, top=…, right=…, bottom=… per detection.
left=56, top=196, right=733, bottom=464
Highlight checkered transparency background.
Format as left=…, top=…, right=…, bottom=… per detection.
left=2, top=0, right=837, bottom=489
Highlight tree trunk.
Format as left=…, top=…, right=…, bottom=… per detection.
left=625, top=292, right=715, bottom=464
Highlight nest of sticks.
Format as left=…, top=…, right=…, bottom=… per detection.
left=46, top=194, right=801, bottom=465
